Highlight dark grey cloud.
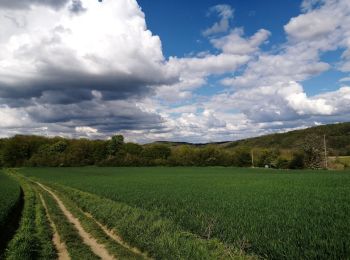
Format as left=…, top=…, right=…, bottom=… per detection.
left=0, top=66, right=177, bottom=106
left=69, top=0, right=86, bottom=14
left=35, top=90, right=94, bottom=105
left=0, top=97, right=32, bottom=108
left=24, top=100, right=166, bottom=135
left=0, top=0, right=69, bottom=10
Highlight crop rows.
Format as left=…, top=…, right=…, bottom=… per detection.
left=45, top=181, right=249, bottom=259
left=1, top=169, right=252, bottom=259
left=21, top=167, right=350, bottom=259
left=1, top=171, right=153, bottom=259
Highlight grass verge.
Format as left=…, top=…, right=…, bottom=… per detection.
left=4, top=171, right=56, bottom=260
left=33, top=185, right=58, bottom=259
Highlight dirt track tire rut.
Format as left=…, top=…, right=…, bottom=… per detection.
left=36, top=182, right=115, bottom=260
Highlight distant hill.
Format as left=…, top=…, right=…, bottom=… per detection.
left=152, top=122, right=350, bottom=156
left=145, top=141, right=193, bottom=147
left=223, top=122, right=350, bottom=155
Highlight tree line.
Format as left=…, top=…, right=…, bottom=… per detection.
left=0, top=134, right=329, bottom=169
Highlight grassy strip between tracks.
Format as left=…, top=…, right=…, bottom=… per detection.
left=37, top=184, right=99, bottom=260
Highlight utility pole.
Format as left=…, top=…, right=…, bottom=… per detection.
left=251, top=149, right=254, bottom=168
left=324, top=134, right=328, bottom=169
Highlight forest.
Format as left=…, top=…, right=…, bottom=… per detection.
left=1, top=122, right=349, bottom=169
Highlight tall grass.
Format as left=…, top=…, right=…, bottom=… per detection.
left=3, top=172, right=56, bottom=260
left=4, top=173, right=40, bottom=259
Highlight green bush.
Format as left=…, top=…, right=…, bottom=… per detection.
left=289, top=152, right=305, bottom=169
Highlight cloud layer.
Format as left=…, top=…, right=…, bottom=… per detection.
left=0, top=0, right=173, bottom=138
left=202, top=4, right=234, bottom=36
left=1, top=0, right=350, bottom=142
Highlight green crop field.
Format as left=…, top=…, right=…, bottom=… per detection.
left=0, top=172, right=21, bottom=228
left=17, top=167, right=350, bottom=259
left=0, top=171, right=22, bottom=257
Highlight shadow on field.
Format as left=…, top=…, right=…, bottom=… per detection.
left=0, top=187, right=24, bottom=257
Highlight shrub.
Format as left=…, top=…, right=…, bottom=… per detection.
left=289, top=152, right=305, bottom=169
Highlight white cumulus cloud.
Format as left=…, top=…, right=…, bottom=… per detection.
left=202, top=4, right=234, bottom=36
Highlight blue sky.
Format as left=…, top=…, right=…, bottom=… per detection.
left=138, top=0, right=345, bottom=97
left=0, top=0, right=350, bottom=142
left=138, top=0, right=301, bottom=57
left=141, top=0, right=350, bottom=131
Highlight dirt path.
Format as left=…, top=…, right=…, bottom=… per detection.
left=38, top=193, right=70, bottom=260
left=83, top=211, right=152, bottom=259
left=36, top=182, right=115, bottom=260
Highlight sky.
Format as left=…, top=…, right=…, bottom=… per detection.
left=0, top=0, right=350, bottom=143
